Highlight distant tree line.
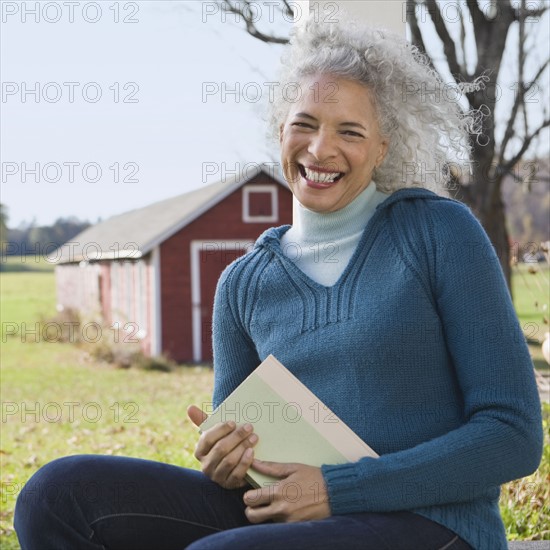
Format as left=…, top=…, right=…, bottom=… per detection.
left=502, top=170, right=549, bottom=253
left=0, top=205, right=91, bottom=258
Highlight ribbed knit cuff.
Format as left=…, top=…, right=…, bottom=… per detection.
left=321, top=462, right=365, bottom=515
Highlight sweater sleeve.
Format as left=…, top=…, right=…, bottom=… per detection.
left=321, top=198, right=543, bottom=514
left=211, top=258, right=261, bottom=409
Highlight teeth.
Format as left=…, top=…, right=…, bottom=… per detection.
left=303, top=166, right=341, bottom=183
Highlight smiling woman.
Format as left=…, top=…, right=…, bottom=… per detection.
left=280, top=74, right=388, bottom=213
left=13, top=13, right=543, bottom=550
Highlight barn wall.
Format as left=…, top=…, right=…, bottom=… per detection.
left=56, top=257, right=153, bottom=355
left=55, top=263, right=102, bottom=318
left=160, top=176, right=293, bottom=363
left=99, top=263, right=111, bottom=322
left=108, top=256, right=153, bottom=355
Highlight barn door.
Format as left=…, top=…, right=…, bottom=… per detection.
left=190, top=240, right=251, bottom=362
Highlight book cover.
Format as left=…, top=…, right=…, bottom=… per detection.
left=199, top=354, right=378, bottom=488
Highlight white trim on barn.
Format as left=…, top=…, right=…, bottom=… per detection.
left=190, top=240, right=252, bottom=362
left=151, top=246, right=162, bottom=356
left=242, top=184, right=279, bottom=223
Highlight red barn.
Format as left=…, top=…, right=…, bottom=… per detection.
left=55, top=165, right=293, bottom=362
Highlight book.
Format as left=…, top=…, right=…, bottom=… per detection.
left=199, top=354, right=378, bottom=488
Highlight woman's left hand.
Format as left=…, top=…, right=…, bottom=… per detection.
left=243, top=460, right=331, bottom=523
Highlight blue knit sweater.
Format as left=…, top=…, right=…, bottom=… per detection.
left=211, top=188, right=543, bottom=550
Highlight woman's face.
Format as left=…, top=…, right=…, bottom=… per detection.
left=280, top=74, right=388, bottom=213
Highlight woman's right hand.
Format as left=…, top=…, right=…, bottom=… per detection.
left=187, top=404, right=258, bottom=489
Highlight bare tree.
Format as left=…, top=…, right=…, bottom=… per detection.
left=219, top=0, right=549, bottom=292
left=407, top=0, right=549, bottom=290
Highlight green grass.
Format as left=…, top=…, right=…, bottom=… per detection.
left=0, top=342, right=213, bottom=548
left=1, top=271, right=56, bottom=333
left=0, top=262, right=214, bottom=548
left=0, top=254, right=56, bottom=273
left=1, top=257, right=549, bottom=548
left=501, top=405, right=550, bottom=541
left=512, top=264, right=549, bottom=370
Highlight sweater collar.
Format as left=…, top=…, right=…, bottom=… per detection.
left=289, top=183, right=387, bottom=244
left=255, top=187, right=444, bottom=250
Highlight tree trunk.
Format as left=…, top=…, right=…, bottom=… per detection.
left=478, top=191, right=512, bottom=296
left=458, top=174, right=512, bottom=296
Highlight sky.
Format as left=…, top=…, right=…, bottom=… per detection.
left=1, top=1, right=291, bottom=227
left=1, top=0, right=548, bottom=228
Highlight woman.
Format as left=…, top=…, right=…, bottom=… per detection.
left=14, top=15, right=542, bottom=550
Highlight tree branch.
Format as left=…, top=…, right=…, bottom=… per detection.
left=220, top=1, right=290, bottom=44
left=519, top=1, right=529, bottom=138
left=281, top=0, right=295, bottom=19
left=464, top=0, right=490, bottom=61
left=498, top=95, right=523, bottom=168
left=529, top=58, right=550, bottom=89
left=512, top=3, right=548, bottom=21
left=466, top=0, right=486, bottom=30
left=503, top=164, right=550, bottom=185
left=466, top=0, right=516, bottom=82
left=406, top=1, right=427, bottom=55
left=424, top=0, right=463, bottom=80
left=458, top=4, right=468, bottom=74
left=501, top=118, right=550, bottom=173
left=498, top=57, right=549, bottom=166
left=499, top=0, right=526, bottom=166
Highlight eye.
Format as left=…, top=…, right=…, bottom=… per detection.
left=341, top=130, right=364, bottom=138
left=291, top=122, right=314, bottom=129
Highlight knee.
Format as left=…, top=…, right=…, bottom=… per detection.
left=14, top=455, right=94, bottom=530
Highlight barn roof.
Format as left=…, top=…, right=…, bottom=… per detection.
left=56, top=163, right=288, bottom=264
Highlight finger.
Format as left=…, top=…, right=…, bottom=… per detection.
left=195, top=421, right=238, bottom=459
left=223, top=447, right=256, bottom=489
left=199, top=425, right=257, bottom=479
left=187, top=404, right=208, bottom=427
left=207, top=423, right=255, bottom=458
left=245, top=503, right=281, bottom=524
left=208, top=432, right=258, bottom=482
left=243, top=485, right=274, bottom=508
left=250, top=459, right=296, bottom=478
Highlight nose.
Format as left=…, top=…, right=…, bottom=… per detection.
left=307, top=128, right=337, bottom=162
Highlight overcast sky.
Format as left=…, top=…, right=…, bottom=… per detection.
left=1, top=0, right=548, bottom=228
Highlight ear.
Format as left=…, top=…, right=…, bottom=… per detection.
left=279, top=123, right=284, bottom=145
left=376, top=140, right=389, bottom=168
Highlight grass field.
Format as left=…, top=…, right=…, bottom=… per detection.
left=0, top=254, right=57, bottom=273
left=1, top=258, right=549, bottom=547
left=512, top=262, right=550, bottom=370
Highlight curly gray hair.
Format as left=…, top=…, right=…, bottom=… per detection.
left=268, top=15, right=483, bottom=194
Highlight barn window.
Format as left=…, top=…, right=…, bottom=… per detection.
left=242, top=184, right=278, bottom=223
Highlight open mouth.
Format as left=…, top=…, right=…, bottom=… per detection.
left=298, top=164, right=344, bottom=184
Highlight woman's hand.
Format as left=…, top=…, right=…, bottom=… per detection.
left=243, top=460, right=331, bottom=523
left=187, top=405, right=258, bottom=489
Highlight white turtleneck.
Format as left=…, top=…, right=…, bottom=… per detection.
left=280, top=183, right=389, bottom=286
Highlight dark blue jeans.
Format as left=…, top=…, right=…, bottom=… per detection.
left=14, top=455, right=473, bottom=550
